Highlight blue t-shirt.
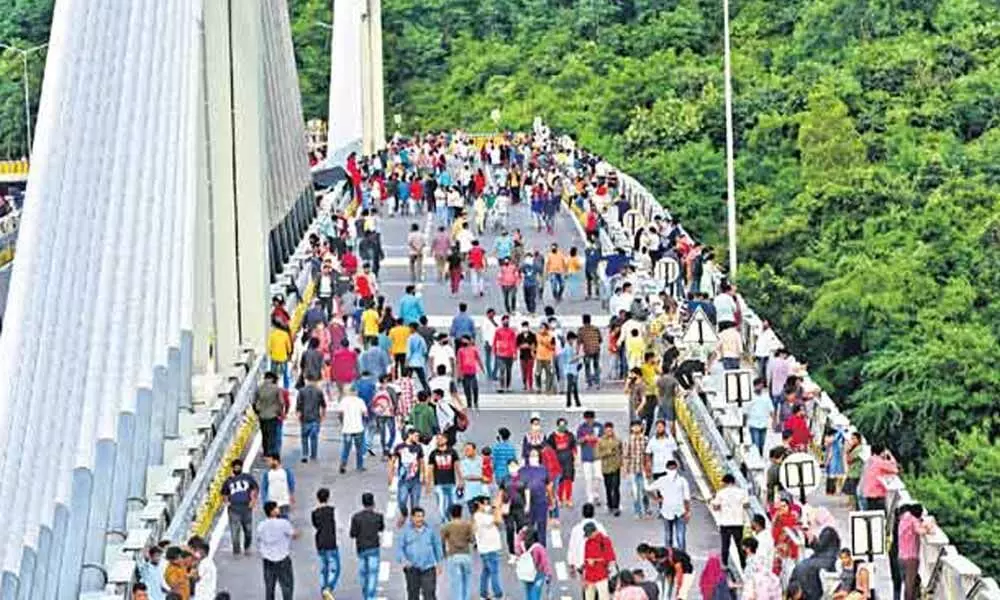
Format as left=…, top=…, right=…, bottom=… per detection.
left=222, top=473, right=258, bottom=505
left=576, top=421, right=603, bottom=463
left=494, top=237, right=514, bottom=259
left=520, top=263, right=539, bottom=288
left=354, top=376, right=377, bottom=406
left=407, top=333, right=428, bottom=367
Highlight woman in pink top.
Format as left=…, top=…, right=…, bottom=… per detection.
left=330, top=339, right=358, bottom=398
left=898, top=504, right=934, bottom=600
left=497, top=258, right=522, bottom=314
left=515, top=526, right=553, bottom=600
left=456, top=337, right=484, bottom=409
left=860, top=444, right=899, bottom=510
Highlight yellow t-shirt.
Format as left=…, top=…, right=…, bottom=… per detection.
left=567, top=255, right=583, bottom=274
left=536, top=331, right=557, bottom=361
left=625, top=336, right=646, bottom=367
left=640, top=363, right=658, bottom=390
left=389, top=325, right=411, bottom=355
left=361, top=309, right=380, bottom=337
left=267, top=329, right=291, bottom=362
left=545, top=251, right=567, bottom=274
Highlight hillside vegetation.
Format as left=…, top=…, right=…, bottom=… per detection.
left=3, top=0, right=997, bottom=573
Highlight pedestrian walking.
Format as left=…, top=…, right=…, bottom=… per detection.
left=492, top=316, right=517, bottom=393
left=311, top=488, right=340, bottom=598
left=397, top=507, right=444, bottom=600
left=296, top=380, right=326, bottom=463
left=350, top=492, right=385, bottom=600
left=261, top=454, right=295, bottom=518
left=649, top=459, right=690, bottom=550
left=339, top=393, right=369, bottom=474
left=441, top=504, right=476, bottom=600
left=221, top=459, right=257, bottom=555
left=428, top=435, right=463, bottom=521
left=596, top=422, right=623, bottom=516
left=253, top=372, right=285, bottom=457
left=581, top=523, right=617, bottom=600
left=710, top=473, right=750, bottom=569
left=577, top=411, right=604, bottom=506
left=468, top=500, right=501, bottom=586
left=560, top=331, right=583, bottom=407
left=622, top=421, right=651, bottom=518
left=515, top=526, right=553, bottom=600
left=257, top=502, right=296, bottom=600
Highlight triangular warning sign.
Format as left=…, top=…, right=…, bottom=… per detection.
left=682, top=306, right=718, bottom=345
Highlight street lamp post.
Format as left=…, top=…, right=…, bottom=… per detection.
left=722, top=0, right=738, bottom=276
left=0, top=42, right=48, bottom=161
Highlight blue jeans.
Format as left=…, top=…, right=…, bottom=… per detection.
left=435, top=484, right=457, bottom=520
left=749, top=427, right=767, bottom=455
left=270, top=359, right=288, bottom=388
left=630, top=473, right=650, bottom=515
left=523, top=573, right=546, bottom=600
left=663, top=516, right=687, bottom=550
left=397, top=476, right=422, bottom=518
left=358, top=547, right=380, bottom=600
left=583, top=354, right=601, bottom=386
left=548, top=273, right=565, bottom=300
left=319, top=548, right=341, bottom=592
left=479, top=551, right=503, bottom=598
left=483, top=343, right=496, bottom=380
left=340, top=432, right=364, bottom=469
left=722, top=357, right=740, bottom=370
left=447, top=553, right=473, bottom=600
left=377, top=416, right=396, bottom=455
left=566, top=272, right=583, bottom=299
left=301, top=420, right=320, bottom=460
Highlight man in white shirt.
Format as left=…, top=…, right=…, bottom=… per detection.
left=339, top=394, right=368, bottom=474
left=645, top=420, right=679, bottom=479
left=428, top=335, right=456, bottom=375
left=713, top=283, right=738, bottom=328
left=753, top=320, right=781, bottom=379
left=649, top=459, right=690, bottom=550
left=711, top=473, right=750, bottom=569
left=567, top=503, right=608, bottom=577
left=717, top=326, right=743, bottom=370
left=473, top=495, right=505, bottom=599
left=456, top=223, right=476, bottom=255
left=481, top=309, right=499, bottom=381
left=189, top=537, right=217, bottom=600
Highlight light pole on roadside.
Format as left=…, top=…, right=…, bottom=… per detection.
left=722, top=0, right=738, bottom=276
left=0, top=42, right=48, bottom=161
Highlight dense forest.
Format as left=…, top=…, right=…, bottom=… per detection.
left=3, top=0, right=998, bottom=573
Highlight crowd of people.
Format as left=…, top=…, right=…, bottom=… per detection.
left=130, top=130, right=933, bottom=600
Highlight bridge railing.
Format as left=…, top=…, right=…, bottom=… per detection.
left=552, top=127, right=999, bottom=597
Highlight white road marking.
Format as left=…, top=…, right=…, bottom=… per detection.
left=551, top=528, right=563, bottom=549
left=381, top=530, right=394, bottom=548
left=378, top=561, right=391, bottom=582
left=555, top=560, right=569, bottom=581
left=422, top=314, right=611, bottom=328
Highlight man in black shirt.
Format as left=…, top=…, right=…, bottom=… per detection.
left=221, top=459, right=258, bottom=555
left=516, top=322, right=537, bottom=392
left=428, top=435, right=463, bottom=521
left=299, top=337, right=326, bottom=384
left=350, top=492, right=385, bottom=600
left=312, top=488, right=338, bottom=598
left=296, top=381, right=326, bottom=463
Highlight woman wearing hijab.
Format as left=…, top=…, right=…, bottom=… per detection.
left=769, top=494, right=803, bottom=583
left=699, top=554, right=735, bottom=600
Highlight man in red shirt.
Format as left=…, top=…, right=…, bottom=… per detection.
left=492, top=315, right=517, bottom=393
left=782, top=403, right=811, bottom=451
left=330, top=339, right=358, bottom=399
left=354, top=263, right=377, bottom=303
left=468, top=240, right=487, bottom=296
left=581, top=523, right=617, bottom=599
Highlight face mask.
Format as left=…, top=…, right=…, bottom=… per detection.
left=233, top=468, right=242, bottom=475
left=528, top=456, right=540, bottom=466
left=557, top=424, right=567, bottom=432
left=509, top=465, right=520, bottom=475
left=531, top=424, right=541, bottom=431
